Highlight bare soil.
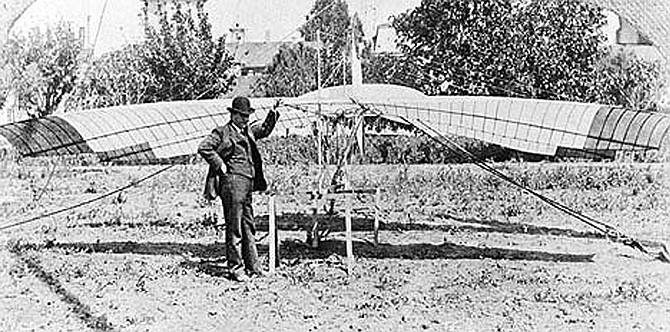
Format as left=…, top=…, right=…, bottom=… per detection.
left=1, top=162, right=669, bottom=332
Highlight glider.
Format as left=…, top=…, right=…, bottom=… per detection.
left=0, top=84, right=668, bottom=163
left=1, top=83, right=669, bottom=263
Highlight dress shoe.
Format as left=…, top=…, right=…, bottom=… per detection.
left=229, top=267, right=250, bottom=282
left=247, top=269, right=268, bottom=278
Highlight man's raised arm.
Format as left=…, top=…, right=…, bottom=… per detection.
left=251, top=100, right=281, bottom=140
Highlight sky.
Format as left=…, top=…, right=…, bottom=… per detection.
left=12, top=0, right=420, bottom=56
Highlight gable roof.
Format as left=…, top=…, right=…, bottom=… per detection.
left=225, top=41, right=290, bottom=69
left=590, top=0, right=670, bottom=66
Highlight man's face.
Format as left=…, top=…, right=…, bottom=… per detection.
left=231, top=111, right=250, bottom=129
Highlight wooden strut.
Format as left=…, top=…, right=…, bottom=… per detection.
left=306, top=101, right=368, bottom=247
left=345, top=193, right=354, bottom=275
left=289, top=99, right=383, bottom=273
left=268, top=195, right=278, bottom=275
left=374, top=188, right=381, bottom=246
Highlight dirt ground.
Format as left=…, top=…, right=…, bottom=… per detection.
left=1, top=161, right=669, bottom=332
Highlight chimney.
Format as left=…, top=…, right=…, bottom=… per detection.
left=86, top=15, right=91, bottom=47
left=229, top=23, right=246, bottom=44
left=79, top=27, right=86, bottom=47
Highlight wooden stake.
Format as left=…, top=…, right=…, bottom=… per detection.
left=310, top=195, right=319, bottom=248
left=268, top=195, right=277, bottom=275
left=374, top=187, right=380, bottom=246
left=316, top=29, right=323, bottom=167
left=345, top=194, right=354, bottom=275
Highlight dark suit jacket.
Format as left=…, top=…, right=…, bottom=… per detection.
left=198, top=110, right=279, bottom=199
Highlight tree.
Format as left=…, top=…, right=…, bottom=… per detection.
left=362, top=53, right=426, bottom=90
left=392, top=0, right=520, bottom=96
left=590, top=50, right=667, bottom=111
left=68, top=0, right=235, bottom=109
left=299, top=0, right=363, bottom=52
left=388, top=0, right=666, bottom=110
left=508, top=0, right=607, bottom=101
left=254, top=0, right=364, bottom=97
left=1, top=21, right=81, bottom=117
left=140, top=0, right=235, bottom=101
left=65, top=44, right=156, bottom=109
left=253, top=43, right=317, bottom=97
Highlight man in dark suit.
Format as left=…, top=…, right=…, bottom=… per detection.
left=198, top=96, right=280, bottom=281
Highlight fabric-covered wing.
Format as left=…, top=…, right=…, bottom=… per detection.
left=292, top=85, right=670, bottom=157
left=1, top=84, right=668, bottom=163
left=370, top=96, right=670, bottom=157
left=296, top=84, right=670, bottom=157
left=0, top=98, right=314, bottom=163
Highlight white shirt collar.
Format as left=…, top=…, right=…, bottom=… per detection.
left=231, top=122, right=248, bottom=135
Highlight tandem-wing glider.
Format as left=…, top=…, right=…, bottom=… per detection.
left=0, top=84, right=668, bottom=163
left=2, top=83, right=670, bottom=263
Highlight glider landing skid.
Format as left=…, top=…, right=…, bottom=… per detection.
left=635, top=240, right=670, bottom=263
left=661, top=245, right=670, bottom=263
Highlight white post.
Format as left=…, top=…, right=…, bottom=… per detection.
left=374, top=188, right=380, bottom=246
left=345, top=194, right=354, bottom=275
left=316, top=29, right=323, bottom=167
left=313, top=29, right=323, bottom=248
left=268, top=195, right=277, bottom=274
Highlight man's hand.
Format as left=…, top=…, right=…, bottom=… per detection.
left=271, top=99, right=282, bottom=118
left=273, top=99, right=283, bottom=110
left=218, top=164, right=227, bottom=175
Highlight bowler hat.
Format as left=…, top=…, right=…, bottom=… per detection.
left=227, top=96, right=255, bottom=115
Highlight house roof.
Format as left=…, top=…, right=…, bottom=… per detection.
left=225, top=41, right=291, bottom=68
left=373, top=23, right=400, bottom=54
left=590, top=0, right=670, bottom=66
left=222, top=75, right=260, bottom=98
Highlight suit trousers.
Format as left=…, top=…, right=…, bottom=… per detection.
left=220, top=174, right=259, bottom=273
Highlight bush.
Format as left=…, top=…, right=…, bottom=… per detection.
left=259, top=134, right=514, bottom=165
left=67, top=0, right=235, bottom=110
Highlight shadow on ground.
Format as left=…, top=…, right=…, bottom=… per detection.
left=8, top=246, right=117, bottom=331
left=42, top=236, right=593, bottom=265
left=281, top=239, right=594, bottom=262
left=51, top=241, right=226, bottom=259
left=11, top=235, right=594, bottom=282
left=71, top=212, right=604, bottom=241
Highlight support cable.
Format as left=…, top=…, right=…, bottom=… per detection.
left=407, top=117, right=669, bottom=262
left=1, top=103, right=292, bottom=232
left=0, top=165, right=176, bottom=232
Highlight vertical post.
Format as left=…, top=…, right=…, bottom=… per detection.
left=313, top=29, right=323, bottom=249
left=316, top=29, right=323, bottom=167
left=356, top=114, right=365, bottom=157
left=268, top=195, right=277, bottom=274
left=345, top=194, right=354, bottom=275
left=275, top=197, right=280, bottom=265
left=310, top=199, right=319, bottom=248
left=374, top=188, right=380, bottom=246
left=342, top=51, right=346, bottom=85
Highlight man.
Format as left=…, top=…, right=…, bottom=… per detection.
left=198, top=96, right=280, bottom=281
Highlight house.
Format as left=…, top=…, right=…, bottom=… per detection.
left=222, top=24, right=294, bottom=97
left=372, top=23, right=401, bottom=55
left=226, top=41, right=287, bottom=77
left=223, top=41, right=287, bottom=97
left=590, top=0, right=670, bottom=110
left=590, top=0, right=670, bottom=66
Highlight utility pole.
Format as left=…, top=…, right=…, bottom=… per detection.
left=310, top=29, right=324, bottom=248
